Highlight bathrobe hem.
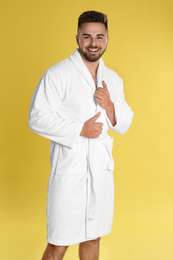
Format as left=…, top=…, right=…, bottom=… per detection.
left=46, top=229, right=112, bottom=246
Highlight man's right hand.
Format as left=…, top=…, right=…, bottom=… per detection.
left=80, top=112, right=103, bottom=138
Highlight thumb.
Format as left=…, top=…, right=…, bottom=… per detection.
left=102, top=80, right=107, bottom=90
left=91, top=111, right=101, bottom=121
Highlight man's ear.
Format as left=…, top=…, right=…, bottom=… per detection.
left=76, top=35, right=79, bottom=46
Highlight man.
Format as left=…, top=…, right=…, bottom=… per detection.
left=28, top=10, right=134, bottom=260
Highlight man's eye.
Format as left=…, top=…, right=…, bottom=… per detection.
left=84, top=36, right=89, bottom=39
left=98, top=37, right=103, bottom=39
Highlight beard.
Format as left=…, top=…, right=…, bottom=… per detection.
left=78, top=44, right=107, bottom=62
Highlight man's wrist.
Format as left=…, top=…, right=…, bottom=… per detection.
left=106, top=102, right=117, bottom=126
left=106, top=101, right=114, bottom=113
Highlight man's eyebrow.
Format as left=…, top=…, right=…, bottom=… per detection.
left=82, top=34, right=91, bottom=36
left=82, top=33, right=105, bottom=37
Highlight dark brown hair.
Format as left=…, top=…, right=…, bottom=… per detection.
left=77, top=10, right=108, bottom=33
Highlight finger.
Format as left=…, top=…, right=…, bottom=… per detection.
left=96, top=88, right=107, bottom=94
left=95, top=122, right=103, bottom=127
left=91, top=112, right=101, bottom=121
left=102, top=81, right=107, bottom=90
left=95, top=93, right=103, bottom=100
left=95, top=97, right=101, bottom=105
left=97, top=127, right=103, bottom=132
left=96, top=88, right=110, bottom=99
left=96, top=129, right=102, bottom=135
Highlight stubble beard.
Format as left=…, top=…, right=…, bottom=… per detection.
left=78, top=44, right=107, bottom=62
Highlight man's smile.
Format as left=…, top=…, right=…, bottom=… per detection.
left=87, top=48, right=100, bottom=53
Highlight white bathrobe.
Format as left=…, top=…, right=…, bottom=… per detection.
left=28, top=48, right=134, bottom=246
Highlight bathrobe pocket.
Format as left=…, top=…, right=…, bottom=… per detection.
left=99, top=136, right=115, bottom=171
left=55, top=136, right=87, bottom=175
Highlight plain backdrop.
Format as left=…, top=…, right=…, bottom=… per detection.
left=0, top=0, right=173, bottom=259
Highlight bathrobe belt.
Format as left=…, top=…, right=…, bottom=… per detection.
left=86, top=131, right=108, bottom=220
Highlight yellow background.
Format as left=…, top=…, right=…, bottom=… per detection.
left=0, top=0, right=173, bottom=259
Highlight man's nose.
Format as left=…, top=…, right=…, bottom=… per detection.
left=90, top=37, right=97, bottom=45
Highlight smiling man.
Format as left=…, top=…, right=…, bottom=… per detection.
left=28, top=10, right=134, bottom=260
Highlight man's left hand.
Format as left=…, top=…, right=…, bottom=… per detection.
left=94, top=81, right=113, bottom=111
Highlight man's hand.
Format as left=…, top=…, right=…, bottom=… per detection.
left=95, top=81, right=117, bottom=126
left=80, top=112, right=103, bottom=138
left=94, top=81, right=113, bottom=110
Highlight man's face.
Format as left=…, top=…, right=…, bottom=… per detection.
left=76, top=22, right=109, bottom=62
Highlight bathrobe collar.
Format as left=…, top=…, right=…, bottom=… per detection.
left=69, top=48, right=105, bottom=92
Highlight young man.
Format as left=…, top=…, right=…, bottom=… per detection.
left=28, top=10, right=134, bottom=260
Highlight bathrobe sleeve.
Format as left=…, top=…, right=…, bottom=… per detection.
left=28, top=71, right=84, bottom=148
left=106, top=76, right=134, bottom=134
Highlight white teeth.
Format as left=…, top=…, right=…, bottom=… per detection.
left=88, top=49, right=99, bottom=52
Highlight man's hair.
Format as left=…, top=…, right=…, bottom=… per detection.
left=77, top=10, right=108, bottom=34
